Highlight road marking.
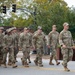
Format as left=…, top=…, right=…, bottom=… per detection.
left=17, top=66, right=75, bottom=72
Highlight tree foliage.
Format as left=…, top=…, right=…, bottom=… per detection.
left=0, top=0, right=75, bottom=38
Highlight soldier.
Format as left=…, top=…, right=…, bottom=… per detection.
left=11, top=27, right=19, bottom=62
left=2, top=28, right=17, bottom=68
left=33, top=26, right=45, bottom=67
left=19, top=27, right=31, bottom=67
left=47, top=25, right=60, bottom=65
left=0, top=27, right=4, bottom=66
left=59, top=22, right=74, bottom=71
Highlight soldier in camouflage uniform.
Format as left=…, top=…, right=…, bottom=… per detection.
left=2, top=28, right=17, bottom=68
left=19, top=27, right=31, bottom=67
left=33, top=26, right=45, bottom=67
left=59, top=22, right=74, bottom=72
left=0, top=27, right=4, bottom=66
left=11, top=27, right=19, bottom=62
left=47, top=25, right=60, bottom=65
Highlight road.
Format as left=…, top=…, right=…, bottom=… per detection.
left=0, top=51, right=75, bottom=75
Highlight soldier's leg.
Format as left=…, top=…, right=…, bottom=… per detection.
left=8, top=53, right=12, bottom=66
left=2, top=52, right=7, bottom=68
left=23, top=50, right=29, bottom=67
left=0, top=47, right=3, bottom=65
left=34, top=53, right=38, bottom=66
left=9, top=48, right=17, bottom=68
left=61, top=49, right=70, bottom=71
left=38, top=48, right=43, bottom=67
left=27, top=48, right=31, bottom=63
left=53, top=49, right=60, bottom=65
left=14, top=47, right=19, bottom=62
left=49, top=47, right=54, bottom=65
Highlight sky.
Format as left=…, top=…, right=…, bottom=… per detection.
left=64, top=0, right=75, bottom=7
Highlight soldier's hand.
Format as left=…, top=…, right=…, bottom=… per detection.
left=72, top=46, right=75, bottom=49
left=62, top=44, right=66, bottom=48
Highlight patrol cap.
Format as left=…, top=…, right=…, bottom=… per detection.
left=38, top=26, right=42, bottom=30
left=6, top=28, right=12, bottom=33
left=11, top=27, right=17, bottom=31
left=24, top=27, right=28, bottom=30
left=0, top=27, right=4, bottom=30
left=63, top=22, right=69, bottom=26
left=52, top=25, right=56, bottom=28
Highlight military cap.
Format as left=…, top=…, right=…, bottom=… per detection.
left=11, top=27, right=17, bottom=31
left=24, top=27, right=28, bottom=30
left=63, top=22, right=69, bottom=26
left=52, top=25, right=56, bottom=28
left=6, top=28, right=12, bottom=33
left=38, top=26, right=42, bottom=29
left=0, top=27, right=4, bottom=30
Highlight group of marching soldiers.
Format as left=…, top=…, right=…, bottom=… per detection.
left=0, top=22, right=75, bottom=72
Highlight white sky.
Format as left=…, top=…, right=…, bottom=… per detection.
left=64, top=0, right=75, bottom=7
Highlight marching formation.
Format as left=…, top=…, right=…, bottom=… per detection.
left=0, top=22, right=75, bottom=72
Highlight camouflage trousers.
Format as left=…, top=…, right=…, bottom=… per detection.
left=0, top=47, right=3, bottom=62
left=35, top=47, right=43, bottom=64
left=50, top=46, right=57, bottom=59
left=22, top=47, right=30, bottom=63
left=2, top=47, right=15, bottom=64
left=14, top=46, right=19, bottom=61
left=61, top=48, right=73, bottom=67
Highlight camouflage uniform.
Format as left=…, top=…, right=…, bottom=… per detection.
left=19, top=32, right=31, bottom=67
left=2, top=28, right=17, bottom=68
left=59, top=30, right=74, bottom=67
left=48, top=31, right=60, bottom=65
left=33, top=30, right=45, bottom=66
left=0, top=27, right=4, bottom=65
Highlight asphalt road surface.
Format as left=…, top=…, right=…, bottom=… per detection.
left=0, top=51, right=75, bottom=75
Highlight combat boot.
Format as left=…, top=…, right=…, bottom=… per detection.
left=28, top=56, right=31, bottom=63
left=12, top=63, right=17, bottom=68
left=62, top=63, right=70, bottom=72
left=28, top=58, right=31, bottom=63
left=55, top=58, right=60, bottom=65
left=64, top=66, right=70, bottom=72
left=34, top=60, right=38, bottom=66
left=8, top=61, right=12, bottom=66
left=24, top=62, right=29, bottom=67
left=49, top=57, right=54, bottom=65
left=38, top=64, right=43, bottom=67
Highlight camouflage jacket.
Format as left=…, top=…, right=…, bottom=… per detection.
left=0, top=33, right=4, bottom=47
left=33, top=31, right=45, bottom=48
left=59, top=30, right=74, bottom=47
left=48, top=31, right=59, bottom=48
left=3, top=34, right=15, bottom=48
left=12, top=32, right=19, bottom=47
left=19, top=33, right=31, bottom=48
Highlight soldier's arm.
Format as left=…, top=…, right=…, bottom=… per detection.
left=70, top=32, right=74, bottom=46
left=32, top=34, right=37, bottom=49
left=57, top=32, right=60, bottom=46
left=19, top=35, right=23, bottom=48
left=47, top=32, right=52, bottom=46
left=3, top=36, right=7, bottom=48
left=59, top=32, right=64, bottom=46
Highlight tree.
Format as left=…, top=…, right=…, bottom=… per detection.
left=32, top=0, right=69, bottom=34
